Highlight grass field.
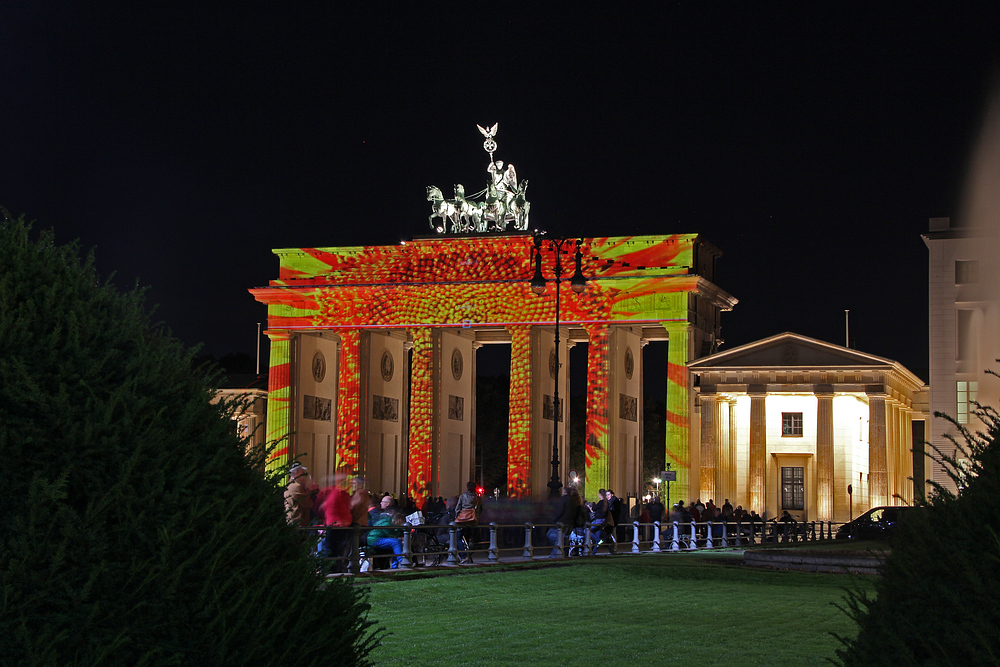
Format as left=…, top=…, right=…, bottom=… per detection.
left=362, top=551, right=872, bottom=666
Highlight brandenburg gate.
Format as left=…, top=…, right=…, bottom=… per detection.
left=250, top=125, right=736, bottom=501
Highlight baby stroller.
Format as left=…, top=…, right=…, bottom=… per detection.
left=566, top=503, right=594, bottom=557
left=410, top=510, right=449, bottom=566
left=567, top=527, right=588, bottom=557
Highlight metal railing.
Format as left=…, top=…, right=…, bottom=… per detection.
left=305, top=518, right=843, bottom=575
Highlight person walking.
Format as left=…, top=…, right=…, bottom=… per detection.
left=454, top=481, right=481, bottom=563
left=590, top=489, right=617, bottom=555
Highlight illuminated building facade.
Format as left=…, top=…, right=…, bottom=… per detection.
left=923, top=216, right=1000, bottom=493
left=688, top=333, right=926, bottom=521
left=251, top=233, right=736, bottom=501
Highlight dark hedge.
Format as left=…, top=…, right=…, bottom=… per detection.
left=0, top=211, right=381, bottom=666
left=835, top=390, right=1000, bottom=664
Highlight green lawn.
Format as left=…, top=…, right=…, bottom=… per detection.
left=362, top=552, right=871, bottom=666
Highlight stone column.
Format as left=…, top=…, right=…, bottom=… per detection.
left=815, top=385, right=834, bottom=521
left=748, top=386, right=767, bottom=514
left=264, top=330, right=293, bottom=473
left=664, top=322, right=692, bottom=504
left=700, top=388, right=718, bottom=502
left=728, top=399, right=738, bottom=504
left=584, top=323, right=611, bottom=501
left=867, top=388, right=888, bottom=507
left=507, top=325, right=534, bottom=498
left=901, top=405, right=914, bottom=504
left=335, top=329, right=361, bottom=474
left=407, top=328, right=436, bottom=500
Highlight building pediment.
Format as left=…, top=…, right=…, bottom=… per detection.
left=689, top=332, right=896, bottom=371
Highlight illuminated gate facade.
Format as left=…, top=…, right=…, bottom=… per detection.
left=251, top=233, right=736, bottom=501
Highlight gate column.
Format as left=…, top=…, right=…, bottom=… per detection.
left=584, top=323, right=610, bottom=501
left=664, top=322, right=693, bottom=503
left=264, top=330, right=293, bottom=473
left=506, top=325, right=534, bottom=498
left=407, top=328, right=436, bottom=500
left=335, top=329, right=361, bottom=473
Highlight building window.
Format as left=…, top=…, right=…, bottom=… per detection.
left=957, top=381, right=978, bottom=424
left=781, top=412, right=803, bottom=436
left=956, top=260, right=979, bottom=284
left=781, top=467, right=805, bottom=510
left=957, top=310, right=974, bottom=361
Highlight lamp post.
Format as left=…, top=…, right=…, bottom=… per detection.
left=531, top=233, right=586, bottom=498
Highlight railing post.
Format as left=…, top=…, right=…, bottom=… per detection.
left=721, top=522, right=728, bottom=547
left=689, top=522, right=697, bottom=550
left=553, top=523, right=565, bottom=558
left=523, top=523, right=534, bottom=559
left=401, top=529, right=413, bottom=569
left=447, top=523, right=459, bottom=565
left=584, top=522, right=593, bottom=555
left=489, top=523, right=499, bottom=562
left=632, top=521, right=641, bottom=554
left=706, top=521, right=714, bottom=549
left=349, top=526, right=361, bottom=574
left=652, top=521, right=661, bottom=552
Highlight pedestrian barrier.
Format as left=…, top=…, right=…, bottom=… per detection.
left=305, top=518, right=843, bottom=575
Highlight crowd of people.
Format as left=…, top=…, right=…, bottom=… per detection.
left=282, top=463, right=484, bottom=570
left=285, top=462, right=797, bottom=570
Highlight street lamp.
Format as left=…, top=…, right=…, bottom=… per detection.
left=531, top=233, right=586, bottom=498
left=653, top=477, right=661, bottom=498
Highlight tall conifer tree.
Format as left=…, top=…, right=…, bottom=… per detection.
left=0, top=211, right=381, bottom=665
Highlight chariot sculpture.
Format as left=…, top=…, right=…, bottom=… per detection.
left=427, top=123, right=530, bottom=234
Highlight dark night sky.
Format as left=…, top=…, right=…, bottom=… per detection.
left=4, top=5, right=1000, bottom=381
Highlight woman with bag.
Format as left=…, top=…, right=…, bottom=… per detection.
left=453, top=481, right=481, bottom=563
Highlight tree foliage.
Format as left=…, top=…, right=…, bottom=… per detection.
left=0, top=211, right=381, bottom=665
left=835, top=384, right=1000, bottom=664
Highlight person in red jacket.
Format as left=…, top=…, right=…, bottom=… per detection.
left=317, top=473, right=353, bottom=568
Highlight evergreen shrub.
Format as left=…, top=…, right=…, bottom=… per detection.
left=0, top=211, right=381, bottom=665
left=835, top=388, right=1000, bottom=664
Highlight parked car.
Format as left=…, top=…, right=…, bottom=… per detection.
left=836, top=505, right=917, bottom=540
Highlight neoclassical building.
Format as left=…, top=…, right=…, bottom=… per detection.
left=688, top=333, right=927, bottom=522
left=251, top=233, right=736, bottom=501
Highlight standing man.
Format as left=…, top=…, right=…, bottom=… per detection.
left=606, top=489, right=625, bottom=542
left=547, top=486, right=574, bottom=554
left=649, top=495, right=665, bottom=526
left=284, top=462, right=315, bottom=529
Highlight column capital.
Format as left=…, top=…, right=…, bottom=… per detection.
left=265, top=329, right=291, bottom=341
left=747, top=384, right=768, bottom=397
left=814, top=384, right=835, bottom=397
